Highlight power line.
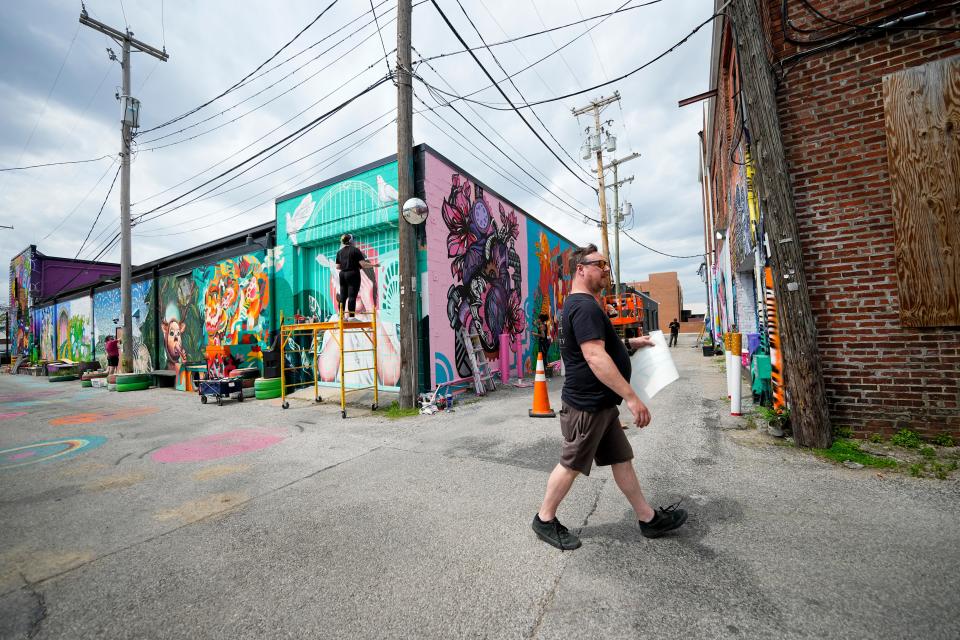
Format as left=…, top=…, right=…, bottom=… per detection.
left=454, top=0, right=592, bottom=180
left=622, top=229, right=703, bottom=260
left=75, top=165, right=121, bottom=258
left=136, top=118, right=395, bottom=238
left=428, top=0, right=596, bottom=191
left=413, top=47, right=597, bottom=214
left=136, top=10, right=397, bottom=148
left=41, top=158, right=118, bottom=241
left=132, top=77, right=390, bottom=226
left=418, top=11, right=721, bottom=111
left=138, top=0, right=340, bottom=134
left=0, top=155, right=114, bottom=172
left=134, top=110, right=395, bottom=234
left=369, top=0, right=392, bottom=76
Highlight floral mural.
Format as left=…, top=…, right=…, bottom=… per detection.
left=93, top=281, right=155, bottom=373
left=55, top=297, right=93, bottom=361
left=441, top=175, right=524, bottom=378
left=9, top=250, right=32, bottom=356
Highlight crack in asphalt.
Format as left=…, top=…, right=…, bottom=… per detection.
left=19, top=572, right=47, bottom=639
left=0, top=446, right=384, bottom=600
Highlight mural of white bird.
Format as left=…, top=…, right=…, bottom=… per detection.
left=286, top=194, right=314, bottom=244
left=377, top=175, right=398, bottom=204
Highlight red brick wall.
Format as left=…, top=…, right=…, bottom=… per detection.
left=760, top=1, right=960, bottom=438
left=632, top=272, right=683, bottom=334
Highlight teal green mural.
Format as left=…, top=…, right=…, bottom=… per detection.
left=275, top=161, right=401, bottom=388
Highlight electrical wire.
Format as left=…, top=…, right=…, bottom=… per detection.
left=414, top=94, right=595, bottom=226
left=456, top=0, right=593, bottom=180
left=622, top=229, right=704, bottom=260
left=133, top=53, right=391, bottom=206
left=41, top=158, right=118, bottom=240
left=134, top=111, right=395, bottom=234
left=136, top=119, right=395, bottom=238
left=414, top=53, right=597, bottom=218
left=369, top=0, right=392, bottom=76
left=75, top=165, right=121, bottom=258
left=137, top=0, right=341, bottom=134
left=429, top=0, right=596, bottom=191
left=416, top=11, right=721, bottom=111
left=136, top=10, right=397, bottom=148
left=132, top=76, right=390, bottom=226
left=0, top=155, right=114, bottom=172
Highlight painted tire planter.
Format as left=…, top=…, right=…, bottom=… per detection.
left=106, top=375, right=118, bottom=384
left=254, top=388, right=282, bottom=400
left=81, top=372, right=107, bottom=380
left=81, top=380, right=93, bottom=388
left=107, top=383, right=117, bottom=391
left=49, top=374, right=78, bottom=383
left=116, top=373, right=151, bottom=385
left=254, top=377, right=281, bottom=391
left=116, top=381, right=151, bottom=392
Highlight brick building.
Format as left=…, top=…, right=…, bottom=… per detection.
left=629, top=272, right=700, bottom=334
left=703, top=1, right=960, bottom=439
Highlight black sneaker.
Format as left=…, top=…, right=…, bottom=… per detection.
left=531, top=514, right=582, bottom=550
left=639, top=501, right=688, bottom=538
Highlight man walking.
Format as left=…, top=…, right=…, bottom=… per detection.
left=532, top=244, right=688, bottom=550
left=669, top=318, right=680, bottom=347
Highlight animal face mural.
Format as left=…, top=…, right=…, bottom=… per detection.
left=9, top=251, right=32, bottom=356
left=442, top=175, right=524, bottom=378
left=158, top=253, right=271, bottom=376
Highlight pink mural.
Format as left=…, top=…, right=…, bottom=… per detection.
left=423, top=152, right=529, bottom=385
left=151, top=428, right=287, bottom=463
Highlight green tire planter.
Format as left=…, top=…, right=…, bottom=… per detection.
left=81, top=380, right=93, bottom=388
left=49, top=374, right=78, bottom=382
left=254, top=377, right=281, bottom=390
left=255, top=388, right=282, bottom=400
left=116, top=373, right=151, bottom=384
left=116, top=381, right=151, bottom=392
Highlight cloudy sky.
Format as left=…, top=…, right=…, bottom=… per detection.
left=1, top=0, right=714, bottom=311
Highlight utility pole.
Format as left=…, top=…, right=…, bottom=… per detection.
left=729, top=0, right=831, bottom=447
left=79, top=6, right=167, bottom=373
left=604, top=151, right=640, bottom=296
left=396, top=0, right=418, bottom=408
left=573, top=94, right=620, bottom=268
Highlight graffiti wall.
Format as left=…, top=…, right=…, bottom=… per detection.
left=93, top=280, right=155, bottom=373
left=275, top=160, right=401, bottom=388
left=423, top=151, right=532, bottom=386
left=157, top=252, right=273, bottom=377
left=9, top=249, right=32, bottom=356
left=525, top=220, right=575, bottom=371
left=55, top=296, right=93, bottom=361
left=31, top=304, right=56, bottom=361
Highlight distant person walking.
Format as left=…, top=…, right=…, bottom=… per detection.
left=531, top=244, right=688, bottom=551
left=669, top=318, right=680, bottom=347
left=336, top=234, right=378, bottom=320
left=534, top=313, right=551, bottom=366
left=104, top=335, right=120, bottom=375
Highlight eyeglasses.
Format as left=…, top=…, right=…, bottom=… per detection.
left=580, top=259, right=609, bottom=270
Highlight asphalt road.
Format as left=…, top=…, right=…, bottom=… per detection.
left=1, top=336, right=958, bottom=639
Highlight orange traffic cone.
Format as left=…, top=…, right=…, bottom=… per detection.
left=529, top=353, right=556, bottom=418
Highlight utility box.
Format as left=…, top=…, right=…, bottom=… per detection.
left=121, top=96, right=140, bottom=128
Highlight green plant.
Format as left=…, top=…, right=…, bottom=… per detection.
left=756, top=405, right=791, bottom=431
left=931, top=433, right=955, bottom=447
left=931, top=462, right=950, bottom=480
left=908, top=463, right=925, bottom=477
left=920, top=446, right=936, bottom=459
left=814, top=439, right=897, bottom=469
left=834, top=426, right=853, bottom=439
left=891, top=429, right=922, bottom=449
left=382, top=401, right=420, bottom=419
left=868, top=433, right=884, bottom=444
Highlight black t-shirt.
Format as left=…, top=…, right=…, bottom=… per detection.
left=559, top=293, right=631, bottom=411
left=336, top=245, right=365, bottom=273
left=669, top=321, right=680, bottom=334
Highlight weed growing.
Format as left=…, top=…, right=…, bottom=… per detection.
left=382, top=401, right=421, bottom=419
left=814, top=439, right=897, bottom=469
left=891, top=429, right=922, bottom=449
left=868, top=433, right=884, bottom=444
left=931, top=433, right=955, bottom=447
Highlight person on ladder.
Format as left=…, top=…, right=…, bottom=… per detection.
left=336, top=234, right=379, bottom=321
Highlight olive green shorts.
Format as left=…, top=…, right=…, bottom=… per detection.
left=558, top=403, right=634, bottom=476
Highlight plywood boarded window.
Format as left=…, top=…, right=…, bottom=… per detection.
left=883, top=55, right=960, bottom=327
